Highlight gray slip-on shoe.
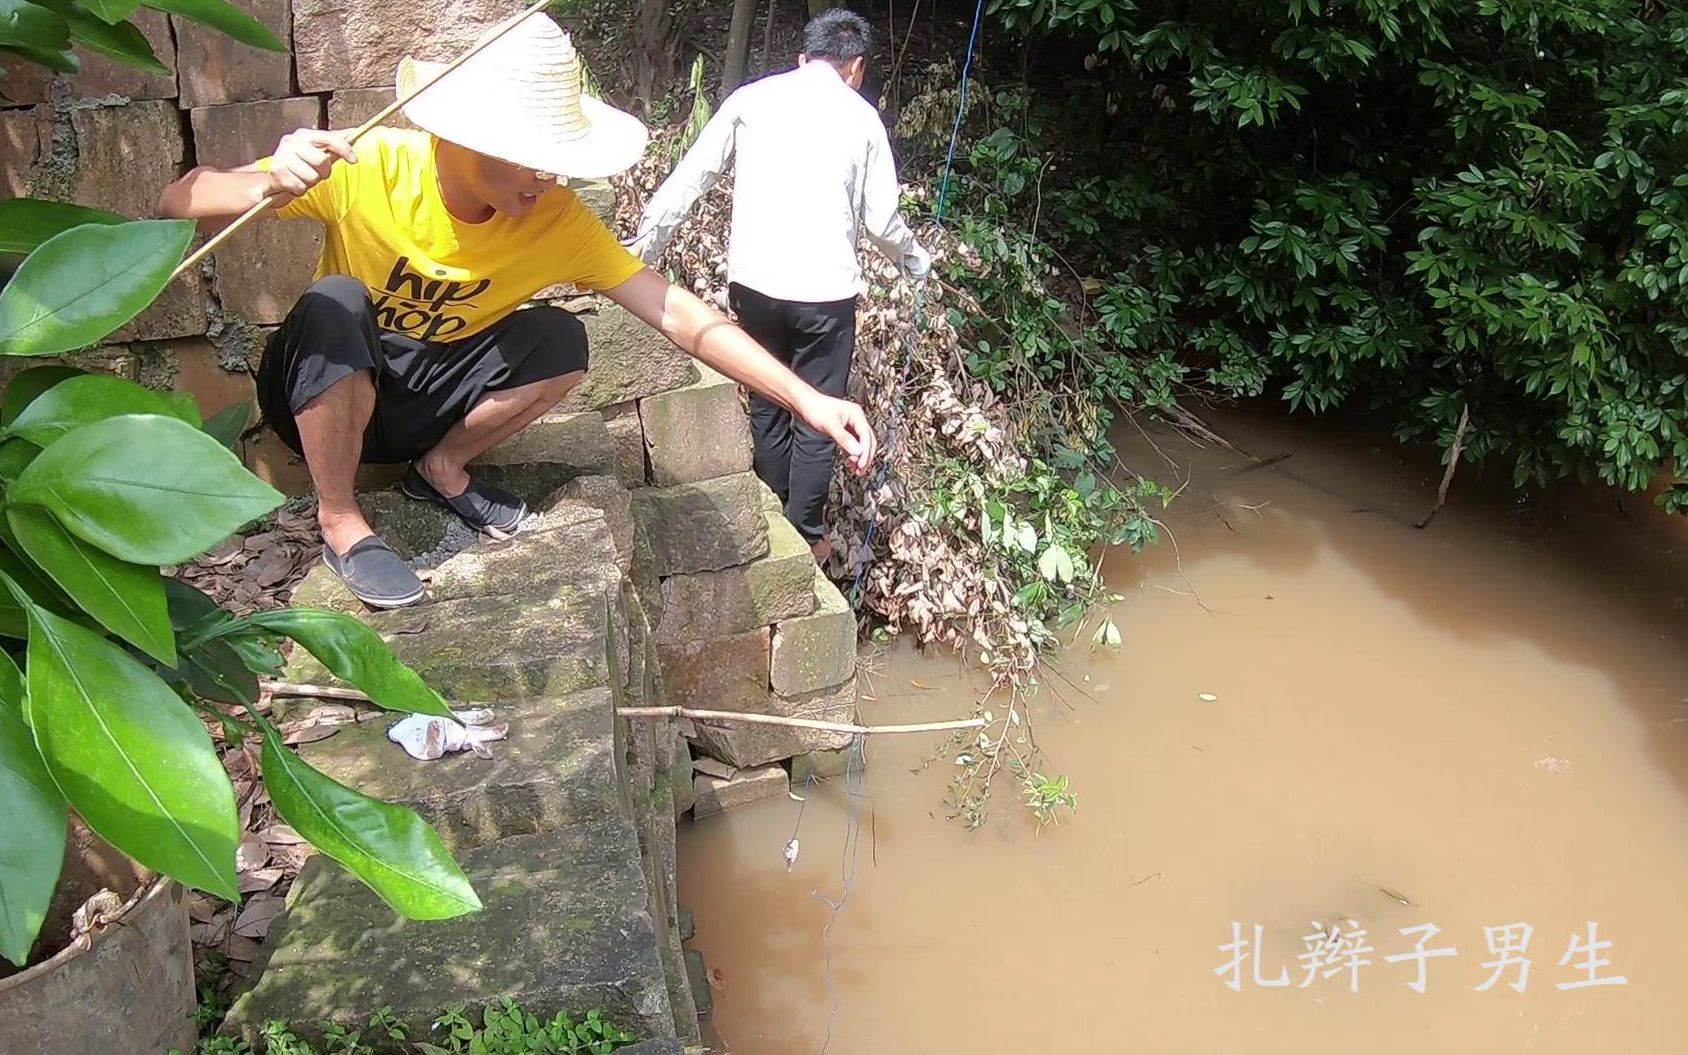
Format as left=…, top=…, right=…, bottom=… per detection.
left=321, top=535, right=425, bottom=608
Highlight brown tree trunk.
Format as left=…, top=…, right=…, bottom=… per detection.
left=722, top=0, right=758, bottom=95
left=634, top=0, right=676, bottom=112
left=807, top=0, right=832, bottom=17
left=760, top=0, right=777, bottom=74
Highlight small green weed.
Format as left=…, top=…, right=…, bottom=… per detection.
left=1021, top=771, right=1079, bottom=828
left=171, top=1000, right=636, bottom=1055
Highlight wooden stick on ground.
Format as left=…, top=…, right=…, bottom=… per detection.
left=167, top=0, right=552, bottom=284
left=261, top=681, right=986, bottom=736
left=264, top=681, right=375, bottom=704
left=1417, top=402, right=1472, bottom=530
left=617, top=706, right=985, bottom=736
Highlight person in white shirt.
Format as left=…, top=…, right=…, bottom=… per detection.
left=631, top=9, right=931, bottom=561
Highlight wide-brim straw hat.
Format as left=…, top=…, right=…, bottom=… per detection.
left=396, top=13, right=648, bottom=179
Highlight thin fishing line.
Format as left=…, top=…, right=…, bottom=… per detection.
left=811, top=733, right=868, bottom=1055
left=807, top=8, right=989, bottom=1050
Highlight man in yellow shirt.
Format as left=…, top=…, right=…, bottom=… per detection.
left=158, top=14, right=875, bottom=608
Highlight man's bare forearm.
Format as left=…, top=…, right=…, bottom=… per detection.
left=157, top=167, right=288, bottom=232
left=679, top=309, right=814, bottom=413
left=606, top=269, right=819, bottom=415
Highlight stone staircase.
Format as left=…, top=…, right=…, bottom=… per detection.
left=227, top=490, right=694, bottom=1050
left=222, top=300, right=865, bottom=1048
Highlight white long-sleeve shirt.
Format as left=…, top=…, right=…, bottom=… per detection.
left=633, top=60, right=930, bottom=303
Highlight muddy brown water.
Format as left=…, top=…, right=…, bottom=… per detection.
left=678, top=406, right=1688, bottom=1053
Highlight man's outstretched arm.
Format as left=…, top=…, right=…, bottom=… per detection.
left=604, top=268, right=878, bottom=472
left=629, top=96, right=741, bottom=264
left=861, top=122, right=931, bottom=281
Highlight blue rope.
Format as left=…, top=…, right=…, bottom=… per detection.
left=936, top=0, right=987, bottom=224
left=847, top=0, right=986, bottom=609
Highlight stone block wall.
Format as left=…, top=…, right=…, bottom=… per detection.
left=621, top=374, right=862, bottom=795
left=0, top=0, right=585, bottom=492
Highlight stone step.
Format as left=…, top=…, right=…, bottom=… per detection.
left=561, top=304, right=698, bottom=412
left=285, top=505, right=629, bottom=702
left=631, top=472, right=770, bottom=576
left=297, top=687, right=623, bottom=854
left=473, top=408, right=617, bottom=473
left=470, top=409, right=620, bottom=506
left=638, top=365, right=753, bottom=486
left=670, top=562, right=859, bottom=769
left=286, top=589, right=621, bottom=702
left=426, top=505, right=623, bottom=603
left=655, top=504, right=815, bottom=644
left=225, top=824, right=677, bottom=1047
left=770, top=563, right=857, bottom=695
left=692, top=764, right=789, bottom=818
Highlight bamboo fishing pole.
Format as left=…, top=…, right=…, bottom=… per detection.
left=167, top=0, right=553, bottom=284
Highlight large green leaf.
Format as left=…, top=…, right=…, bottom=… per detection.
left=0, top=39, right=75, bottom=71
left=64, top=0, right=142, bottom=25
left=0, top=438, right=39, bottom=487
left=0, top=648, right=66, bottom=968
left=1, top=365, right=87, bottom=426
left=141, top=0, right=281, bottom=51
left=61, top=10, right=162, bottom=71
left=169, top=581, right=286, bottom=678
left=181, top=641, right=257, bottom=705
left=0, top=0, right=69, bottom=51
left=0, top=536, right=75, bottom=616
left=8, top=414, right=283, bottom=564
left=150, top=637, right=256, bottom=707
left=0, top=202, right=118, bottom=261
left=0, top=552, right=36, bottom=638
left=242, top=609, right=451, bottom=717
left=259, top=724, right=479, bottom=920
left=163, top=576, right=230, bottom=638
left=225, top=632, right=285, bottom=676
left=5, top=373, right=199, bottom=447
left=9, top=505, right=174, bottom=664
left=0, top=219, right=193, bottom=357
left=26, top=603, right=238, bottom=899
left=157, top=579, right=255, bottom=703
left=201, top=400, right=251, bottom=450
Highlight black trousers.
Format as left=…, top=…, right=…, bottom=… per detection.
left=728, top=282, right=856, bottom=545
left=257, top=275, right=589, bottom=464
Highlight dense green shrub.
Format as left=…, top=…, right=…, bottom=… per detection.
left=964, top=0, right=1688, bottom=504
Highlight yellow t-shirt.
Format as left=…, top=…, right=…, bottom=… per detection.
left=268, top=128, right=643, bottom=343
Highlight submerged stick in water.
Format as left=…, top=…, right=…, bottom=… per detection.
left=1418, top=402, right=1472, bottom=530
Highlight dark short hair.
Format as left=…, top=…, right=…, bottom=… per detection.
left=803, top=8, right=872, bottom=64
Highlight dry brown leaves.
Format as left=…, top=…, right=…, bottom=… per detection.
left=189, top=734, right=298, bottom=978
left=189, top=697, right=389, bottom=976
left=168, top=506, right=321, bottom=616
left=615, top=141, right=1039, bottom=682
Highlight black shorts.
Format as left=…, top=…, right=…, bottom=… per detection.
left=257, top=275, right=590, bottom=464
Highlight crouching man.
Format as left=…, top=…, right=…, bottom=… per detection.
left=158, top=12, right=875, bottom=608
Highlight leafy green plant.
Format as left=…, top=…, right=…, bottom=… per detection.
left=919, top=452, right=1165, bottom=655
left=0, top=17, right=478, bottom=973
left=1021, top=771, right=1078, bottom=827
left=169, top=1000, right=638, bottom=1055
left=976, top=0, right=1688, bottom=512
left=420, top=999, right=636, bottom=1055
